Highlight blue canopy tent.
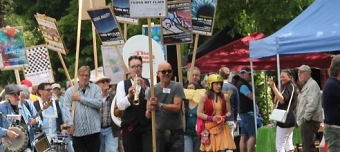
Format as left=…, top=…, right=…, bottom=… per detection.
left=248, top=0, right=340, bottom=137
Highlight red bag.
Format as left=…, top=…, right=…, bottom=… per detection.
left=200, top=128, right=210, bottom=144
left=196, top=117, right=205, bottom=136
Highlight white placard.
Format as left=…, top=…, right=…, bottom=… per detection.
left=24, top=45, right=54, bottom=86
left=101, top=45, right=125, bottom=84
left=123, top=35, right=165, bottom=78
left=129, top=0, right=167, bottom=18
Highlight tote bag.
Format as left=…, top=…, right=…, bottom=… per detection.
left=270, top=84, right=294, bottom=123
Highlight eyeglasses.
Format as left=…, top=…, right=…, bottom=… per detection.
left=130, top=65, right=142, bottom=69
left=159, top=70, right=173, bottom=74
left=44, top=88, right=52, bottom=92
left=98, top=80, right=109, bottom=84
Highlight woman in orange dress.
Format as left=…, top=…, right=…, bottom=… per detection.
left=197, top=74, right=236, bottom=152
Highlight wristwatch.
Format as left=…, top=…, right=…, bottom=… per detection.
left=159, top=103, right=164, bottom=109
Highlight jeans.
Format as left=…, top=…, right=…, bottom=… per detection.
left=156, top=129, right=184, bottom=152
left=100, top=127, right=119, bottom=152
left=65, top=135, right=74, bottom=152
left=324, top=126, right=340, bottom=152
left=184, top=135, right=200, bottom=152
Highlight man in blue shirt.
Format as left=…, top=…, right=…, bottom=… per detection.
left=219, top=67, right=240, bottom=152
left=34, top=83, right=74, bottom=152
left=237, top=67, right=256, bottom=152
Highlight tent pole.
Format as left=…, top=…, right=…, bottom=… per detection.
left=264, top=72, right=269, bottom=119
left=276, top=54, right=281, bottom=91
left=250, top=60, right=258, bottom=137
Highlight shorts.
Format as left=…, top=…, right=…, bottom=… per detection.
left=239, top=113, right=256, bottom=137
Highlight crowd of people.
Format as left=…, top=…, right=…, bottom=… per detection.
left=0, top=54, right=339, bottom=152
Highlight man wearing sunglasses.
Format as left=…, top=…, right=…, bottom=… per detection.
left=0, top=84, right=39, bottom=152
left=145, top=61, right=186, bottom=152
left=33, top=82, right=73, bottom=152
left=95, top=75, right=120, bottom=152
left=116, top=55, right=152, bottom=152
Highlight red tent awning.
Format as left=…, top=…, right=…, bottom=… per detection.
left=188, top=32, right=332, bottom=74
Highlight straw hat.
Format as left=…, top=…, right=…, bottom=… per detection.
left=95, top=75, right=111, bottom=84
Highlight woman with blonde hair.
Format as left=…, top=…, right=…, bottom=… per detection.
left=197, top=74, right=236, bottom=152
left=269, top=70, right=297, bottom=152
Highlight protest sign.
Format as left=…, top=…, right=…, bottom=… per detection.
left=142, top=24, right=167, bottom=60
left=0, top=27, right=29, bottom=70
left=88, top=7, right=125, bottom=45
left=101, top=45, right=125, bottom=84
left=112, top=0, right=139, bottom=24
left=24, top=45, right=54, bottom=86
left=35, top=14, right=67, bottom=54
left=192, top=0, right=218, bottom=36
left=161, top=1, right=192, bottom=45
left=129, top=0, right=167, bottom=18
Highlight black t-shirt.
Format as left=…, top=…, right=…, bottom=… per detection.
left=276, top=82, right=297, bottom=128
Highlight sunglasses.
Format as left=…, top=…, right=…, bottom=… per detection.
left=44, top=88, right=52, bottom=92
left=10, top=93, right=20, bottom=96
left=159, top=70, right=173, bottom=74
left=99, top=80, right=109, bottom=84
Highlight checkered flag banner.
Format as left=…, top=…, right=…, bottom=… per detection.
left=24, top=45, right=55, bottom=86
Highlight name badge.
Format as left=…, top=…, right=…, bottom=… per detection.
left=163, top=88, right=171, bottom=94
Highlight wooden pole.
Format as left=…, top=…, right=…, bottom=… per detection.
left=72, top=0, right=83, bottom=121
left=188, top=34, right=199, bottom=83
left=14, top=69, right=21, bottom=85
left=123, top=23, right=128, bottom=79
left=176, top=44, right=183, bottom=84
left=147, top=18, right=156, bottom=152
left=114, top=45, right=128, bottom=71
left=90, top=0, right=98, bottom=77
left=57, top=52, right=73, bottom=86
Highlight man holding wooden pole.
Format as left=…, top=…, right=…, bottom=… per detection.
left=146, top=61, right=186, bottom=152
left=63, top=66, right=102, bottom=152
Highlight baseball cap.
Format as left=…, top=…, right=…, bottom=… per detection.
left=21, top=80, right=32, bottom=87
left=240, top=67, right=251, bottom=73
left=5, top=84, right=22, bottom=94
left=297, top=65, right=311, bottom=72
left=51, top=83, right=61, bottom=89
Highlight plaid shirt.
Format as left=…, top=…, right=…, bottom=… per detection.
left=100, top=94, right=112, bottom=128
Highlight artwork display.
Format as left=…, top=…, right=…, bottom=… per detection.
left=192, top=0, right=218, bottom=36
left=0, top=27, right=29, bottom=70
left=112, top=0, right=139, bottom=24
left=101, top=45, right=124, bottom=84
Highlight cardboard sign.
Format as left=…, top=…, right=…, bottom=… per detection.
left=129, top=0, right=167, bottom=18
left=192, top=0, right=218, bottom=36
left=112, top=0, right=139, bottom=24
left=101, top=45, right=125, bottom=84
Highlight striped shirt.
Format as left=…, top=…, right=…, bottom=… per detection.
left=100, top=94, right=111, bottom=128
left=64, top=83, right=102, bottom=137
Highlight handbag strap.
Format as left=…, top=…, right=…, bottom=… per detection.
left=286, top=83, right=295, bottom=112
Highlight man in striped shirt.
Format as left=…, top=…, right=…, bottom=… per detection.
left=64, top=66, right=102, bottom=152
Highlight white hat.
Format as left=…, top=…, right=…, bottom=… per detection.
left=95, top=75, right=111, bottom=84
left=51, top=83, right=61, bottom=89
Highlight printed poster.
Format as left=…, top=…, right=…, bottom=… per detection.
left=112, top=0, right=139, bottom=24
left=142, top=25, right=167, bottom=60
left=162, top=1, right=192, bottom=45
left=35, top=14, right=67, bottom=54
left=129, top=0, right=167, bottom=18
left=192, top=0, right=218, bottom=36
left=88, top=7, right=125, bottom=45
left=0, top=27, right=29, bottom=70
left=24, top=45, right=55, bottom=86
left=101, top=45, right=124, bottom=84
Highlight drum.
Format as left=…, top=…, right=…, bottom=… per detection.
left=34, top=132, right=51, bottom=152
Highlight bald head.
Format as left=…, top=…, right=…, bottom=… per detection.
left=158, top=61, right=172, bottom=71
left=157, top=62, right=173, bottom=84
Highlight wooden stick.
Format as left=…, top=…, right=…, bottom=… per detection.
left=174, top=76, right=177, bottom=82
left=176, top=44, right=183, bottom=84
left=123, top=23, right=128, bottom=79
left=114, top=45, right=128, bottom=71
left=72, top=0, right=83, bottom=121
left=90, top=0, right=98, bottom=77
left=57, top=52, right=73, bottom=86
left=14, top=69, right=21, bottom=85
left=188, top=34, right=199, bottom=83
left=147, top=18, right=156, bottom=152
